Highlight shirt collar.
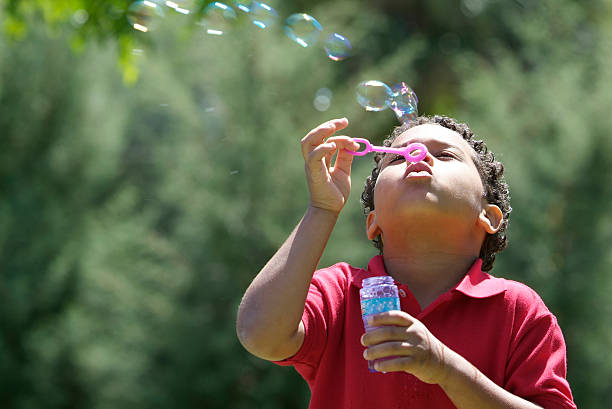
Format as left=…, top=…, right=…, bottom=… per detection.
left=349, top=255, right=388, bottom=288
left=453, top=258, right=506, bottom=298
left=351, top=255, right=506, bottom=299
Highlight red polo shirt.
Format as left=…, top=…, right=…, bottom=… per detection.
left=275, top=255, right=576, bottom=409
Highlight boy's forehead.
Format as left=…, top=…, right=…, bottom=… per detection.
left=393, top=124, right=472, bottom=153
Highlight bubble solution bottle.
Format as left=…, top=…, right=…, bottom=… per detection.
left=359, top=276, right=401, bottom=372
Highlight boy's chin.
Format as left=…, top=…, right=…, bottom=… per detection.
left=385, top=206, right=478, bottom=233
left=390, top=193, right=479, bottom=220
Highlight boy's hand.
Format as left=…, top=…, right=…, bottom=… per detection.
left=361, top=310, right=450, bottom=384
left=301, top=118, right=360, bottom=214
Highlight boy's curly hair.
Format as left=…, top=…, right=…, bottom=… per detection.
left=360, top=115, right=511, bottom=271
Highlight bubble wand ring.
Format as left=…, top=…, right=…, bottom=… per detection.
left=346, top=138, right=428, bottom=162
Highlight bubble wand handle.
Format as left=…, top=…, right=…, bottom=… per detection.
left=346, top=138, right=428, bottom=162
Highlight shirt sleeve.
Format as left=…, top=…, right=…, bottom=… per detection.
left=504, top=309, right=577, bottom=409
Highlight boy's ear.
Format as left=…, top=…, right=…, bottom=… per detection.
left=366, top=211, right=382, bottom=240
left=478, top=203, right=503, bottom=234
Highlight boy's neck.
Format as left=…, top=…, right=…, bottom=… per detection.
left=381, top=242, right=479, bottom=310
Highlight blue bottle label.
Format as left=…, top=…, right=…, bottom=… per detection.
left=360, top=296, right=400, bottom=317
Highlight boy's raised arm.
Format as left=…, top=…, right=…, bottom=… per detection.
left=236, top=118, right=359, bottom=361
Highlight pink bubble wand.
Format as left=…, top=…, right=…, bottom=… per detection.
left=346, top=138, right=428, bottom=162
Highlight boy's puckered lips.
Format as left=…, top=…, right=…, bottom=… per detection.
left=404, top=162, right=433, bottom=178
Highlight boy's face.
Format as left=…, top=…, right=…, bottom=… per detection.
left=366, top=124, right=501, bottom=243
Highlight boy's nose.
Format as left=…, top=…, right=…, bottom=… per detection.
left=422, top=151, right=434, bottom=166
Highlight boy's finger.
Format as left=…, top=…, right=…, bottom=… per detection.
left=321, top=136, right=356, bottom=173
left=328, top=137, right=360, bottom=175
left=373, top=356, right=416, bottom=374
left=361, top=325, right=412, bottom=347
left=324, top=136, right=358, bottom=151
left=307, top=142, right=337, bottom=169
left=367, top=310, right=416, bottom=327
left=363, top=341, right=414, bottom=360
left=301, top=118, right=349, bottom=160
left=324, top=149, right=334, bottom=170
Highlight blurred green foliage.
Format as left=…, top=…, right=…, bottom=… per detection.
left=1, top=0, right=611, bottom=408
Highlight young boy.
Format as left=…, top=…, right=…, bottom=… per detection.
left=236, top=115, right=576, bottom=409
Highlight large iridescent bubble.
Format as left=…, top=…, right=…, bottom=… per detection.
left=389, top=82, right=418, bottom=123
left=356, top=80, right=394, bottom=112
left=284, top=14, right=323, bottom=48
left=357, top=80, right=419, bottom=123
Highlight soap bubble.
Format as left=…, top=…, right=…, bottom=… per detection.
left=356, top=80, right=393, bottom=112
left=232, top=0, right=252, bottom=13
left=164, top=0, right=196, bottom=14
left=248, top=1, right=277, bottom=29
left=127, top=1, right=165, bottom=32
left=284, top=13, right=323, bottom=48
left=313, top=88, right=333, bottom=112
left=71, top=9, right=89, bottom=27
left=201, top=2, right=237, bottom=36
left=389, top=82, right=418, bottom=123
left=324, top=33, right=352, bottom=61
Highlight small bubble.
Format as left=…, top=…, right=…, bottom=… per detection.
left=313, top=88, right=332, bottom=112
left=232, top=0, right=251, bottom=13
left=324, top=33, right=352, bottom=61
left=230, top=170, right=240, bottom=175
left=201, top=2, right=237, bottom=36
left=284, top=13, right=323, bottom=48
left=173, top=6, right=191, bottom=14
left=127, top=1, right=165, bottom=33
left=164, top=0, right=196, bottom=14
left=389, top=82, right=418, bottom=123
left=248, top=1, right=277, bottom=29
left=356, top=80, right=393, bottom=112
left=71, top=9, right=89, bottom=27
left=316, top=87, right=333, bottom=99
left=131, top=48, right=145, bottom=56
left=313, top=96, right=331, bottom=112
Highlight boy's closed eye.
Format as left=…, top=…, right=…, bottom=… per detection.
left=434, top=151, right=458, bottom=160
left=388, top=151, right=457, bottom=164
left=388, top=154, right=405, bottom=164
